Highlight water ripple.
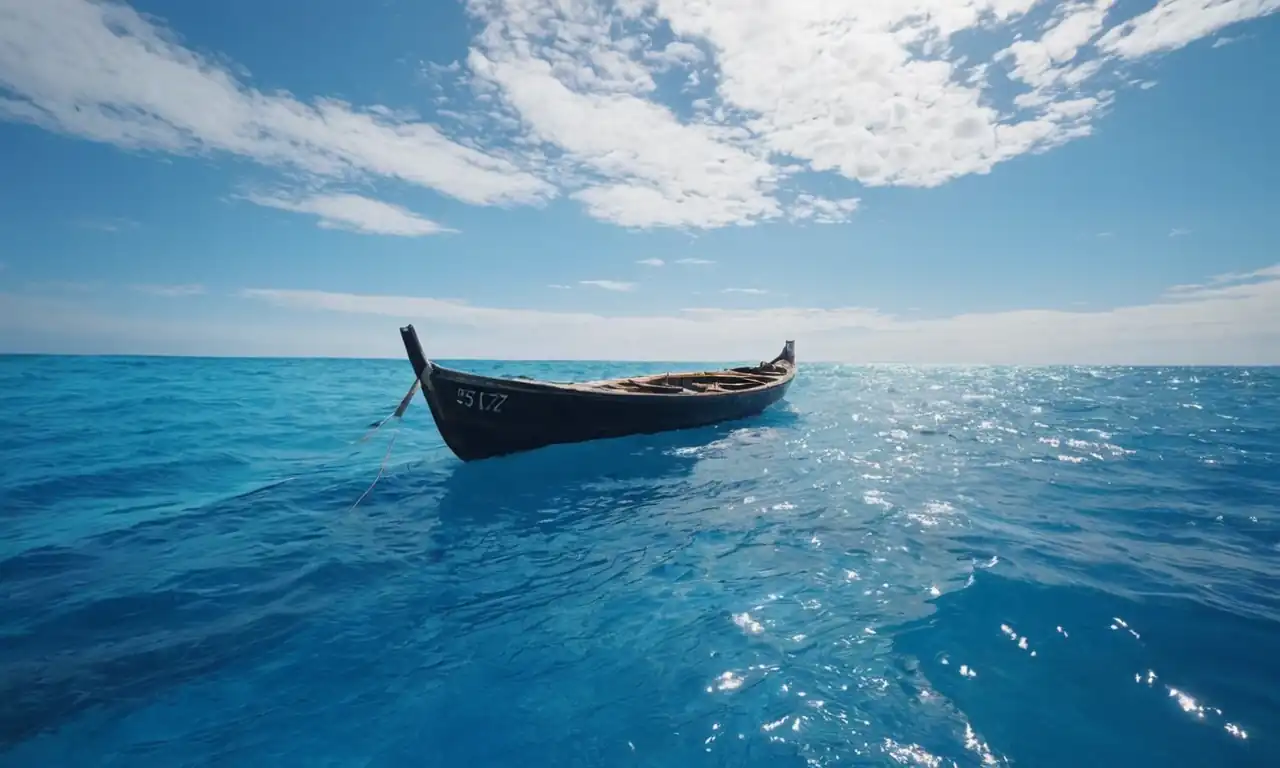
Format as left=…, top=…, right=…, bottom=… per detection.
left=0, top=358, right=1276, bottom=766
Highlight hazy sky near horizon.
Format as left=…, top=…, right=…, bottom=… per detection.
left=0, top=0, right=1277, bottom=363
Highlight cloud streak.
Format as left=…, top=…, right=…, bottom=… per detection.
left=146, top=262, right=1265, bottom=363
left=73, top=216, right=140, bottom=233
left=1097, top=0, right=1280, bottom=58
left=132, top=283, right=204, bottom=297
left=578, top=280, right=636, bottom=292
left=3, top=265, right=1277, bottom=363
left=0, top=0, right=551, bottom=209
left=244, top=192, right=455, bottom=236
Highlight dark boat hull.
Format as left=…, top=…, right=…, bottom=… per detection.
left=399, top=325, right=796, bottom=462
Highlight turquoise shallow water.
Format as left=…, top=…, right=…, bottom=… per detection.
left=1, top=356, right=1278, bottom=766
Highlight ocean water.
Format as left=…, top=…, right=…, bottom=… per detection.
left=1, top=356, right=1277, bottom=767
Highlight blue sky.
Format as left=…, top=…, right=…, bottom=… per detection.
left=0, top=0, right=1277, bottom=362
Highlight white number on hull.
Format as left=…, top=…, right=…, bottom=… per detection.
left=455, top=387, right=507, bottom=413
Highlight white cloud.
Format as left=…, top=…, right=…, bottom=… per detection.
left=789, top=195, right=862, bottom=224
left=1164, top=264, right=1280, bottom=298
left=645, top=40, right=706, bottom=70
left=675, top=258, right=715, bottom=265
left=132, top=283, right=204, bottom=297
left=651, top=0, right=1099, bottom=190
left=453, top=0, right=1278, bottom=229
left=223, top=262, right=1280, bottom=363
left=3, top=265, right=1277, bottom=362
left=424, top=60, right=463, bottom=76
left=579, top=279, right=636, bottom=291
left=2, top=0, right=1277, bottom=232
left=1170, top=227, right=1192, bottom=237
left=244, top=192, right=455, bottom=236
left=722, top=288, right=769, bottom=295
left=548, top=283, right=572, bottom=289
left=1096, top=0, right=1280, bottom=59
left=465, top=38, right=784, bottom=228
left=637, top=258, right=666, bottom=267
left=999, top=0, right=1116, bottom=94
left=0, top=0, right=552, bottom=208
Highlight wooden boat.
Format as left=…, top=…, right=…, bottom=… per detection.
left=398, top=324, right=797, bottom=461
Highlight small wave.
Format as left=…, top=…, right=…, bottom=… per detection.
left=1, top=359, right=1276, bottom=766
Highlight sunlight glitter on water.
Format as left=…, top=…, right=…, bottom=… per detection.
left=2, top=360, right=1276, bottom=767
left=732, top=612, right=765, bottom=635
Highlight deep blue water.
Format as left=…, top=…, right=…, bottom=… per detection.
left=1, top=356, right=1278, bottom=767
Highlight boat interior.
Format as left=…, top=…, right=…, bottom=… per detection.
left=582, top=361, right=792, bottom=395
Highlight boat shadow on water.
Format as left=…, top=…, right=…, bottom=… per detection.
left=370, top=406, right=802, bottom=541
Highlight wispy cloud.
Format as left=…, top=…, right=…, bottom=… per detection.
left=788, top=195, right=861, bottom=224
left=1096, top=231, right=1115, bottom=238
left=4, top=0, right=1274, bottom=231
left=1169, top=227, right=1192, bottom=237
left=218, top=262, right=1280, bottom=363
left=1098, top=1, right=1275, bottom=58
left=132, top=283, right=205, bottom=297
left=73, top=216, right=139, bottom=233
left=4, top=266, right=1278, bottom=362
left=637, top=258, right=665, bottom=267
left=1163, top=265, right=1280, bottom=300
left=422, top=59, right=463, bottom=77
left=578, top=280, right=636, bottom=292
left=547, top=283, right=572, bottom=290
left=244, top=192, right=455, bottom=237
left=644, top=41, right=706, bottom=71
left=0, top=0, right=551, bottom=209
left=675, top=258, right=715, bottom=266
left=722, top=288, right=768, bottom=295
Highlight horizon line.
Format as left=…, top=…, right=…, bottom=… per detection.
left=1, top=351, right=1276, bottom=368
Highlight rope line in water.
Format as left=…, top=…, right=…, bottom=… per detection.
left=347, top=378, right=420, bottom=511
left=217, top=379, right=420, bottom=510
left=348, top=425, right=401, bottom=512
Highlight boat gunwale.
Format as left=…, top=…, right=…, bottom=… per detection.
left=425, top=359, right=796, bottom=399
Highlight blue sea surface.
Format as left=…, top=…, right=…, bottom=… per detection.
left=1, top=356, right=1277, bottom=767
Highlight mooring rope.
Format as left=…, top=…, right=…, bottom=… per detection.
left=357, top=379, right=420, bottom=443
left=346, top=378, right=420, bottom=512
left=348, top=424, right=401, bottom=512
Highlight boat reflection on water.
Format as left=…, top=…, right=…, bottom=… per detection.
left=386, top=404, right=797, bottom=538
left=428, top=426, right=726, bottom=534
